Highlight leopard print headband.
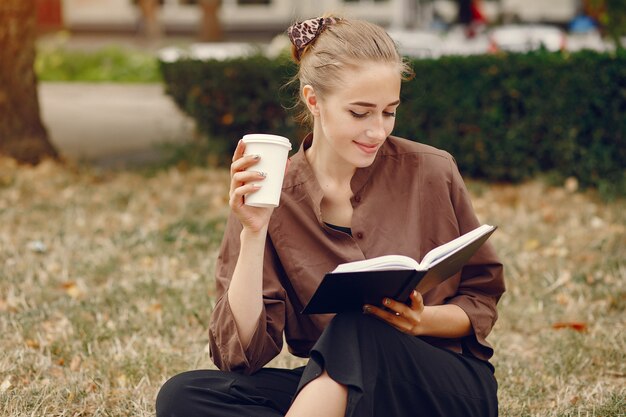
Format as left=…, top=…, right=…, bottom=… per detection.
left=287, top=16, right=341, bottom=60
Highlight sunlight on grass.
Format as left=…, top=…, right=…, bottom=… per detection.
left=35, top=45, right=162, bottom=83
left=0, top=157, right=624, bottom=416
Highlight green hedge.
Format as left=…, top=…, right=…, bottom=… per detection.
left=159, top=50, right=626, bottom=198
left=159, top=55, right=301, bottom=157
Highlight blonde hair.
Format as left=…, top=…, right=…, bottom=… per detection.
left=288, top=17, right=414, bottom=126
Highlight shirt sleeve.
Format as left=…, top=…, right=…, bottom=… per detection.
left=445, top=157, right=506, bottom=361
left=208, top=212, right=287, bottom=374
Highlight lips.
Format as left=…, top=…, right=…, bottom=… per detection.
left=353, top=141, right=379, bottom=155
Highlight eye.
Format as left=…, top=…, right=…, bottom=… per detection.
left=383, top=111, right=396, bottom=118
left=350, top=110, right=367, bottom=119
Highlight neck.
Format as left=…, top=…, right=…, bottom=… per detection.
left=305, top=132, right=356, bottom=189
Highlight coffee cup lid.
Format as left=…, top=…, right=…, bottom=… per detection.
left=242, top=134, right=292, bottom=150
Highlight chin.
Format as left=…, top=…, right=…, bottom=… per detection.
left=351, top=154, right=378, bottom=169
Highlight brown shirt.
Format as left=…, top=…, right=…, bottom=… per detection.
left=209, top=135, right=505, bottom=374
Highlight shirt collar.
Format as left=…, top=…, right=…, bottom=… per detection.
left=283, top=132, right=384, bottom=217
left=283, top=133, right=324, bottom=220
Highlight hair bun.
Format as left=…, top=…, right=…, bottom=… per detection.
left=290, top=43, right=302, bottom=64
left=287, top=16, right=341, bottom=61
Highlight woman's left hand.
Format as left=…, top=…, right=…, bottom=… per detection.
left=363, top=290, right=425, bottom=336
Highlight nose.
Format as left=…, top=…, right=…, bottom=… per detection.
left=366, top=116, right=387, bottom=140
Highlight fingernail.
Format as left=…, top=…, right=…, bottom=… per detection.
left=258, top=171, right=267, bottom=178
left=252, top=154, right=261, bottom=160
left=383, top=298, right=391, bottom=306
left=363, top=305, right=371, bottom=314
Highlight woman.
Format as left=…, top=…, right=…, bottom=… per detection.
left=157, top=15, right=505, bottom=417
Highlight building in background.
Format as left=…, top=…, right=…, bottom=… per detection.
left=36, top=0, right=580, bottom=36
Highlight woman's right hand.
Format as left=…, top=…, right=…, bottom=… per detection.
left=229, top=139, right=274, bottom=233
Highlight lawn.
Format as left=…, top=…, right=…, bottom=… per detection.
left=0, top=157, right=624, bottom=416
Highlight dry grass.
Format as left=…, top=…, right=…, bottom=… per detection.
left=0, top=157, right=624, bottom=416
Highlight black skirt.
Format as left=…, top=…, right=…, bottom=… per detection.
left=297, top=311, right=498, bottom=416
left=156, top=312, right=498, bottom=417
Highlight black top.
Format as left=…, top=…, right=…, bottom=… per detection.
left=325, top=222, right=352, bottom=236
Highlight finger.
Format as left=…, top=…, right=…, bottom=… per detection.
left=230, top=170, right=265, bottom=202
left=232, top=139, right=245, bottom=163
left=363, top=304, right=392, bottom=321
left=232, top=170, right=266, bottom=185
left=363, top=304, right=404, bottom=325
left=409, top=290, right=424, bottom=312
left=229, top=183, right=261, bottom=207
left=230, top=140, right=262, bottom=175
left=381, top=297, right=411, bottom=317
left=230, top=153, right=261, bottom=177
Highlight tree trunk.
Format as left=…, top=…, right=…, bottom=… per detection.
left=199, top=0, right=222, bottom=42
left=0, top=0, right=58, bottom=164
left=138, top=0, right=162, bottom=40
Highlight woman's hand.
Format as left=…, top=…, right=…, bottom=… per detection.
left=363, top=290, right=426, bottom=336
left=229, top=139, right=275, bottom=233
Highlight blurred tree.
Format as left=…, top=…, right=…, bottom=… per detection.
left=199, top=0, right=222, bottom=42
left=137, top=0, right=163, bottom=39
left=0, top=0, right=58, bottom=164
left=586, top=0, right=626, bottom=49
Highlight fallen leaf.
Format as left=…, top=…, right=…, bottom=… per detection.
left=552, top=322, right=588, bottom=332
left=70, top=355, right=82, bottom=372
left=148, top=303, right=162, bottom=314
left=116, top=374, right=128, bottom=388
left=540, top=204, right=559, bottom=223
left=555, top=293, right=573, bottom=306
left=41, top=314, right=73, bottom=342
left=48, top=367, right=64, bottom=379
left=61, top=281, right=84, bottom=299
left=0, top=376, right=12, bottom=393
left=25, top=339, right=40, bottom=349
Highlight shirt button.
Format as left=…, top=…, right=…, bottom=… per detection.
left=356, top=232, right=364, bottom=239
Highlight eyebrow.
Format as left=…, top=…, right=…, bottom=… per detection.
left=350, top=100, right=401, bottom=108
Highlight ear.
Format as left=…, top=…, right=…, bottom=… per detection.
left=302, top=84, right=320, bottom=117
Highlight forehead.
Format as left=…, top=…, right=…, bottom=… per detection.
left=330, top=62, right=401, bottom=104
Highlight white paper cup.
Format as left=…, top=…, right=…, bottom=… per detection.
left=242, top=134, right=292, bottom=208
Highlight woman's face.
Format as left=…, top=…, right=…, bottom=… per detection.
left=312, top=62, right=402, bottom=169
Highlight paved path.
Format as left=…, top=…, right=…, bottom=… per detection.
left=38, top=82, right=196, bottom=166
